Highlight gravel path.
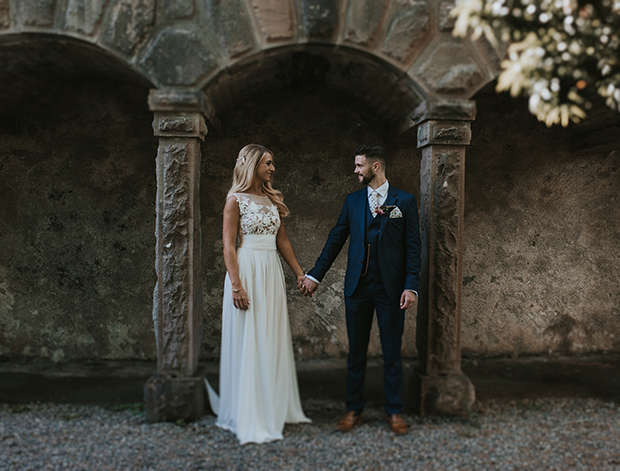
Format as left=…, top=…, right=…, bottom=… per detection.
left=2, top=397, right=620, bottom=470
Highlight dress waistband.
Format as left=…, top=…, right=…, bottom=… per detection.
left=239, top=234, right=277, bottom=251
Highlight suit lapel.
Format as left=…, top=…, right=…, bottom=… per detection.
left=379, top=186, right=398, bottom=239
left=357, top=188, right=367, bottom=236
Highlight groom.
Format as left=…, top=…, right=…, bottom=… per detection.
left=301, top=145, right=421, bottom=435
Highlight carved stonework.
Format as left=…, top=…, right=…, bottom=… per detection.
left=417, top=120, right=472, bottom=147
left=102, top=0, right=156, bottom=56
left=149, top=88, right=208, bottom=112
left=18, top=0, right=56, bottom=27
left=153, top=114, right=208, bottom=138
left=64, top=0, right=109, bottom=35
left=414, top=100, right=475, bottom=416
left=147, top=90, right=207, bottom=423
left=381, top=0, right=431, bottom=65
left=140, top=29, right=216, bottom=86
left=250, top=0, right=295, bottom=42
left=204, top=0, right=255, bottom=58
left=164, top=0, right=195, bottom=20
left=438, top=1, right=456, bottom=32
left=301, top=0, right=339, bottom=41
left=150, top=90, right=207, bottom=379
left=427, top=147, right=463, bottom=375
left=416, top=42, right=486, bottom=96
left=154, top=138, right=203, bottom=375
left=343, top=0, right=390, bottom=47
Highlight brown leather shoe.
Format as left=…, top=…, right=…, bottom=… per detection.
left=335, top=411, right=363, bottom=432
left=386, top=414, right=408, bottom=435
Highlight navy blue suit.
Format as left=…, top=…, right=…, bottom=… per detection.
left=308, top=184, right=421, bottom=414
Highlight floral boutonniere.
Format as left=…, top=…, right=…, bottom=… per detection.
left=376, top=204, right=396, bottom=216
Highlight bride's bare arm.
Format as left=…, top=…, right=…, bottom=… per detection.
left=223, top=196, right=249, bottom=310
left=276, top=221, right=306, bottom=288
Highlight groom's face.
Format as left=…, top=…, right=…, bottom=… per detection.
left=354, top=155, right=375, bottom=186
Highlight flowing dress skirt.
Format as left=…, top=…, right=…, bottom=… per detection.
left=206, top=234, right=310, bottom=444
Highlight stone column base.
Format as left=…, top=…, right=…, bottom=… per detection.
left=144, top=373, right=205, bottom=423
left=411, top=364, right=475, bottom=416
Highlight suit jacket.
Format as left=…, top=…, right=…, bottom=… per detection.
left=308, top=184, right=421, bottom=302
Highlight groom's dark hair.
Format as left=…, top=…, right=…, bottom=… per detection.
left=354, top=145, right=388, bottom=170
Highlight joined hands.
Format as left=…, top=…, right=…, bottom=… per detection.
left=297, top=275, right=318, bottom=297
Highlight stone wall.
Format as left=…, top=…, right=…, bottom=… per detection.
left=462, top=88, right=620, bottom=356
left=1, top=78, right=619, bottom=362
left=0, top=78, right=158, bottom=361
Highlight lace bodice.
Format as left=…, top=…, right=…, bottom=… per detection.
left=234, top=193, right=281, bottom=236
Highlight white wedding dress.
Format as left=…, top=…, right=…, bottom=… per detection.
left=206, top=193, right=311, bottom=444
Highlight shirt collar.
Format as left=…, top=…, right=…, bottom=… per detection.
left=368, top=180, right=389, bottom=198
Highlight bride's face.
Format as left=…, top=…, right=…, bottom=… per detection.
left=255, top=153, right=275, bottom=185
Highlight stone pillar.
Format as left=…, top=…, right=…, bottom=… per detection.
left=412, top=100, right=476, bottom=416
left=144, top=89, right=208, bottom=423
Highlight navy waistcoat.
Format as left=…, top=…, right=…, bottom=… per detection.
left=364, top=205, right=382, bottom=282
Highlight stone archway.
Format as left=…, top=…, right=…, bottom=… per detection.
left=1, top=0, right=505, bottom=421
left=145, top=48, right=491, bottom=422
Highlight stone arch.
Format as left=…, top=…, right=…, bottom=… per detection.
left=201, top=44, right=425, bottom=131
left=0, top=33, right=154, bottom=101
left=0, top=0, right=501, bottom=99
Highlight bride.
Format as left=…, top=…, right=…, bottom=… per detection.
left=206, top=144, right=311, bottom=444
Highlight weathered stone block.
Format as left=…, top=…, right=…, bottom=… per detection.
left=102, top=0, right=155, bottom=56
left=302, top=0, right=338, bottom=41
left=140, top=29, right=216, bottom=86
left=205, top=0, right=255, bottom=58
left=343, top=0, right=389, bottom=47
left=64, top=0, right=109, bottom=35
left=417, top=120, right=471, bottom=147
left=395, top=99, right=476, bottom=143
left=18, top=0, right=56, bottom=27
left=416, top=42, right=485, bottom=96
left=412, top=99, right=477, bottom=125
left=474, top=34, right=507, bottom=75
left=381, top=0, right=430, bottom=64
left=250, top=0, right=295, bottom=42
left=152, top=113, right=208, bottom=138
left=0, top=0, right=10, bottom=29
left=438, top=0, right=455, bottom=32
left=411, top=367, right=475, bottom=416
left=144, top=374, right=205, bottom=423
left=149, top=89, right=221, bottom=133
left=164, top=0, right=195, bottom=19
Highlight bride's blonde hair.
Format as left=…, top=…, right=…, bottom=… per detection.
left=226, top=144, right=290, bottom=217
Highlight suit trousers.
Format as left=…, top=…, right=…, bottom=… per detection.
left=344, top=275, right=406, bottom=415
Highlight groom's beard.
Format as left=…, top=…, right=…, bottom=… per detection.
left=359, top=170, right=375, bottom=186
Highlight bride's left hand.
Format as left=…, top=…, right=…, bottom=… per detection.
left=297, top=274, right=307, bottom=295
left=297, top=274, right=305, bottom=287
left=297, top=274, right=314, bottom=296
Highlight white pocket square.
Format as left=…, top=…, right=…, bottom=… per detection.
left=389, top=207, right=403, bottom=218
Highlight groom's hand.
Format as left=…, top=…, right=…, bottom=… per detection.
left=400, top=290, right=416, bottom=310
left=301, top=277, right=318, bottom=297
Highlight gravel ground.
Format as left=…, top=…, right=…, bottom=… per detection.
left=2, top=397, right=620, bottom=470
